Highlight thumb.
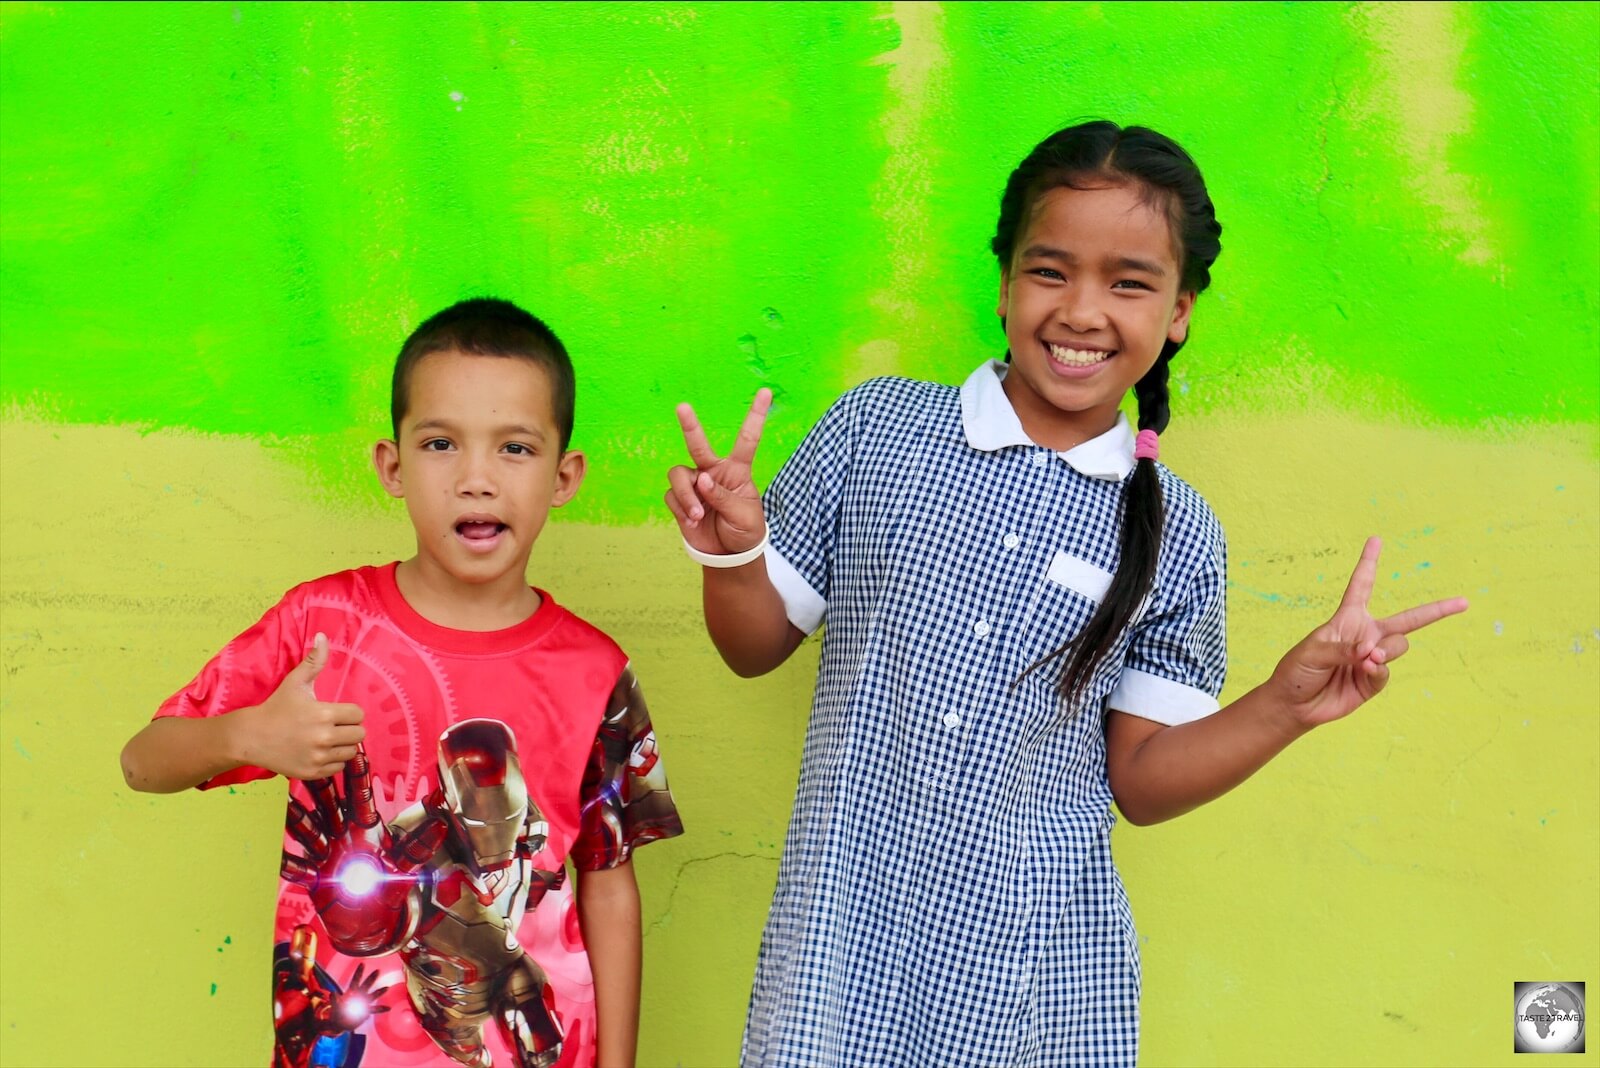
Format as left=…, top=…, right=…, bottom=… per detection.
left=292, top=632, right=329, bottom=688
left=695, top=471, right=751, bottom=517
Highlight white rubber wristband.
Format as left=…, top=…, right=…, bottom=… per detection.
left=682, top=529, right=770, bottom=569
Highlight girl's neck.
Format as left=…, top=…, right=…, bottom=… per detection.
left=393, top=557, right=541, bottom=632
left=1008, top=392, right=1120, bottom=452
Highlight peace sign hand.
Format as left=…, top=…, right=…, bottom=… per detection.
left=1269, top=537, right=1468, bottom=729
left=665, top=389, right=772, bottom=556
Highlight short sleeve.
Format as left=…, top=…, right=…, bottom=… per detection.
left=570, top=666, right=684, bottom=871
left=154, top=591, right=307, bottom=789
left=762, top=388, right=863, bottom=635
left=1106, top=520, right=1228, bottom=726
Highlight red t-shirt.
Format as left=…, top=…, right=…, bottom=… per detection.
left=157, top=563, right=683, bottom=1068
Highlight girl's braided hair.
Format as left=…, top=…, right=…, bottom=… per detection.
left=992, top=121, right=1223, bottom=703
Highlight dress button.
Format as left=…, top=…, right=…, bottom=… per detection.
left=1031, top=451, right=1048, bottom=467
left=973, top=620, right=991, bottom=638
left=942, top=711, right=962, bottom=729
left=1002, top=533, right=1020, bottom=550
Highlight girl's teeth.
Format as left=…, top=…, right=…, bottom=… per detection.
left=1047, top=344, right=1111, bottom=366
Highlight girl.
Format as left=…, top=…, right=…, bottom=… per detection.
left=664, top=121, right=1466, bottom=1067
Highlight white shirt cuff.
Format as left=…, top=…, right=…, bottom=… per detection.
left=765, top=545, right=826, bottom=635
left=1106, top=668, right=1220, bottom=726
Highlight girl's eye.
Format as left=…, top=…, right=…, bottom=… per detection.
left=1029, top=267, right=1065, bottom=281
left=1113, top=279, right=1153, bottom=291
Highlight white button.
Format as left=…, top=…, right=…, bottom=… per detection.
left=1002, top=533, right=1020, bottom=550
left=973, top=620, right=991, bottom=637
left=1031, top=451, right=1048, bottom=466
left=941, top=712, right=962, bottom=729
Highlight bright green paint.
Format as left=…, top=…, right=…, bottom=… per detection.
left=1, top=2, right=1596, bottom=521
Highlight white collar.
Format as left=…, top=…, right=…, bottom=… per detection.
left=959, top=359, right=1136, bottom=481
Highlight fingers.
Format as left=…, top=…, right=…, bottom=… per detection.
left=1361, top=659, right=1390, bottom=695
left=281, top=851, right=318, bottom=885
left=676, top=403, right=720, bottom=468
left=666, top=465, right=706, bottom=525
left=324, top=745, right=361, bottom=765
left=329, top=722, right=365, bottom=747
left=695, top=470, right=766, bottom=539
left=1379, top=596, right=1470, bottom=636
left=344, top=748, right=379, bottom=829
left=288, top=632, right=329, bottom=688
left=329, top=701, right=365, bottom=727
left=725, top=388, right=773, bottom=465
left=1338, top=537, right=1382, bottom=610
left=1370, top=632, right=1409, bottom=665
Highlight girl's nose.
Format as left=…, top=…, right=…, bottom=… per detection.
left=1058, top=290, right=1109, bottom=332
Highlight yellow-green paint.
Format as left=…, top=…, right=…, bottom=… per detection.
left=2, top=3, right=1597, bottom=1066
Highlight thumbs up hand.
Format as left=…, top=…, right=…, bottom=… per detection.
left=232, top=633, right=368, bottom=780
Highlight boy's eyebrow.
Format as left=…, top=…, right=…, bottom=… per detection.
left=1022, top=245, right=1168, bottom=277
left=410, top=418, right=548, bottom=440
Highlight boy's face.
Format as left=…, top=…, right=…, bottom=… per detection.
left=373, top=350, right=584, bottom=594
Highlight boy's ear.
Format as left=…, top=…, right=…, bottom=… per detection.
left=552, top=449, right=586, bottom=508
left=372, top=439, right=405, bottom=499
left=1167, top=290, right=1196, bottom=345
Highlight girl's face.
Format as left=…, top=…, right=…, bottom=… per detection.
left=997, top=182, right=1194, bottom=450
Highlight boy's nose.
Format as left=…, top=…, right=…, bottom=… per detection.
left=455, top=453, right=498, bottom=495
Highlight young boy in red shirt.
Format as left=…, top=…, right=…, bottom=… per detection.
left=121, top=298, right=682, bottom=1068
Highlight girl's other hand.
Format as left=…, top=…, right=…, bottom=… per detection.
left=665, top=389, right=772, bottom=555
left=1269, top=537, right=1468, bottom=730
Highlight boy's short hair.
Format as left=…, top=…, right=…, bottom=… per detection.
left=391, top=298, right=576, bottom=449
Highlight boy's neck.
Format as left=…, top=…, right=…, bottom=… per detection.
left=393, top=557, right=542, bottom=632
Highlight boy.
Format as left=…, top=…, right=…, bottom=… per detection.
left=121, top=298, right=682, bottom=1068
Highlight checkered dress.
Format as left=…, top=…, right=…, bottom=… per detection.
left=745, top=363, right=1228, bottom=1068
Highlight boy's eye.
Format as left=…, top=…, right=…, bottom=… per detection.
left=1029, top=267, right=1065, bottom=281
left=422, top=438, right=453, bottom=451
left=503, top=443, right=533, bottom=456
left=1112, top=279, right=1153, bottom=291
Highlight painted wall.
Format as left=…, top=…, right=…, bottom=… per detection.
left=2, top=2, right=1596, bottom=1065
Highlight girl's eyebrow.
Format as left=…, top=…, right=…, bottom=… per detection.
left=1022, top=244, right=1168, bottom=277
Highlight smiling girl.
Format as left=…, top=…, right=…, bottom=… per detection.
left=665, top=121, right=1468, bottom=1067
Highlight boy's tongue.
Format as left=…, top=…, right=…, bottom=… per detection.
left=458, top=521, right=501, bottom=541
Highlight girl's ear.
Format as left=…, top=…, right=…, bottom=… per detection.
left=552, top=449, right=587, bottom=507
left=1167, top=291, right=1196, bottom=345
left=996, top=268, right=1011, bottom=318
left=373, top=439, right=404, bottom=499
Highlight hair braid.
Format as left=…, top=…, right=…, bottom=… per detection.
left=1000, top=122, right=1221, bottom=705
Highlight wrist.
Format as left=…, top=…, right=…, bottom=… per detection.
left=1244, top=681, right=1317, bottom=743
left=683, top=527, right=769, bottom=568
left=219, top=703, right=260, bottom=769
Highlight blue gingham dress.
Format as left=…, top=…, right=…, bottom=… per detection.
left=746, top=361, right=1228, bottom=1068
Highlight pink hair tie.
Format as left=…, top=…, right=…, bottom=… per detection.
left=1133, top=429, right=1160, bottom=462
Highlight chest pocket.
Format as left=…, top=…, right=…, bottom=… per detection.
left=1045, top=551, right=1114, bottom=602
left=1012, top=551, right=1134, bottom=709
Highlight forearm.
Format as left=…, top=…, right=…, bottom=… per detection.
left=701, top=558, right=804, bottom=677
left=577, top=862, right=642, bottom=1068
left=1108, top=683, right=1311, bottom=826
left=120, top=711, right=249, bottom=793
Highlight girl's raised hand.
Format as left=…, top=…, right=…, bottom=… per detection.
left=665, top=389, right=772, bottom=556
left=1269, top=537, right=1468, bottom=729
